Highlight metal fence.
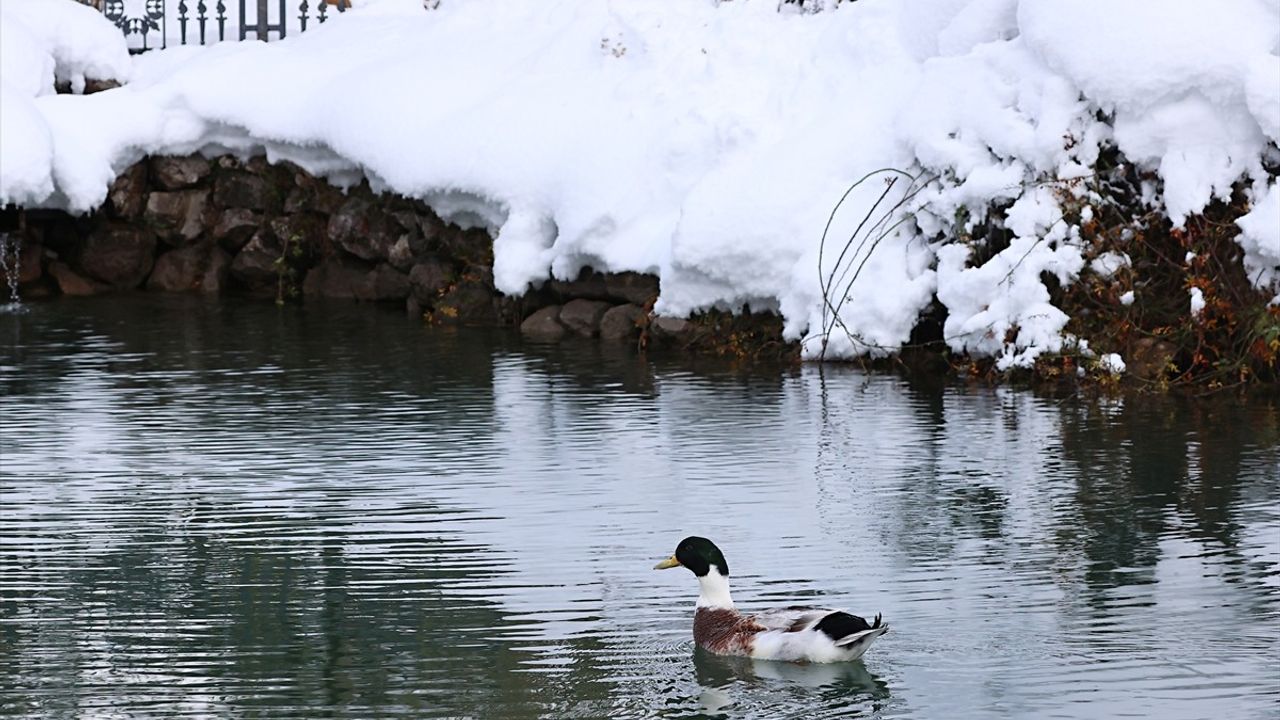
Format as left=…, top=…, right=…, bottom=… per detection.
left=77, top=0, right=347, bottom=53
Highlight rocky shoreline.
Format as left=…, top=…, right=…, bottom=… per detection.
left=1, top=153, right=796, bottom=360
left=5, top=152, right=1275, bottom=387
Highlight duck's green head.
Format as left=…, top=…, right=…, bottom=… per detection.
left=653, top=536, right=729, bottom=577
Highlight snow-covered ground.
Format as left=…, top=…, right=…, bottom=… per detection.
left=1, top=0, right=1277, bottom=366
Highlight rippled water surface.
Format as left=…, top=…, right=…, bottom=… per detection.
left=2, top=296, right=1278, bottom=719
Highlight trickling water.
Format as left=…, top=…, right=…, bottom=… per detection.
left=0, top=233, right=22, bottom=313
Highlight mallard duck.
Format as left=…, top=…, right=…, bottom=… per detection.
left=654, top=536, right=888, bottom=663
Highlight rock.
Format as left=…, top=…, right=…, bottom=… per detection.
left=148, top=243, right=217, bottom=292
left=388, top=235, right=415, bottom=271
left=436, top=226, right=494, bottom=267
left=1129, top=338, right=1178, bottom=381
left=549, top=268, right=609, bottom=301
left=302, top=259, right=368, bottom=299
left=604, top=271, right=659, bottom=305
left=145, top=190, right=209, bottom=245
left=15, top=240, right=43, bottom=285
left=409, top=259, right=453, bottom=304
left=108, top=162, right=148, bottom=219
left=559, top=299, right=612, bottom=336
left=390, top=210, right=421, bottom=235
left=599, top=303, right=645, bottom=341
left=328, top=197, right=396, bottom=261
left=211, top=208, right=261, bottom=252
left=650, top=315, right=692, bottom=339
left=84, top=78, right=122, bottom=94
left=269, top=214, right=325, bottom=248
left=202, top=246, right=231, bottom=293
left=151, top=156, right=211, bottom=190
left=365, top=264, right=410, bottom=301
left=49, top=262, right=104, bottom=295
left=301, top=261, right=406, bottom=302
left=229, top=230, right=282, bottom=286
left=285, top=178, right=346, bottom=215
left=436, top=276, right=497, bottom=324
left=77, top=226, right=155, bottom=288
left=520, top=305, right=566, bottom=340
left=245, top=156, right=272, bottom=175
left=213, top=171, right=271, bottom=211
left=545, top=269, right=660, bottom=305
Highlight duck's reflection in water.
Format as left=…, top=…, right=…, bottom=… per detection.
left=692, top=646, right=890, bottom=714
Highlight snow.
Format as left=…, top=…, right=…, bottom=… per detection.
left=1236, top=182, right=1280, bottom=298
left=1, top=0, right=1278, bottom=365
left=0, top=0, right=131, bottom=94
left=0, top=0, right=131, bottom=208
left=1120, top=291, right=1135, bottom=307
left=1098, top=353, right=1126, bottom=375
left=1189, top=287, right=1206, bottom=318
left=1090, top=252, right=1130, bottom=279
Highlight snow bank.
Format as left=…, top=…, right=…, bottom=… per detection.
left=0, top=0, right=131, bottom=207
left=2, top=0, right=1278, bottom=365
left=0, top=0, right=131, bottom=93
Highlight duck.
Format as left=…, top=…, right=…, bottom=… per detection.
left=654, top=536, right=888, bottom=664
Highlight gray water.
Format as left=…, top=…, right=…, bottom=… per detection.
left=1, top=295, right=1278, bottom=720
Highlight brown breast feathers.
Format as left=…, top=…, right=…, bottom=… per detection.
left=693, top=608, right=764, bottom=655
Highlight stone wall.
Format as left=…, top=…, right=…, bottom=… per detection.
left=6, top=153, right=792, bottom=355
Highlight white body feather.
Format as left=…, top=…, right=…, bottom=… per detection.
left=747, top=606, right=889, bottom=663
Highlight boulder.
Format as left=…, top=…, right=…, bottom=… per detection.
left=546, top=269, right=659, bottom=305
left=604, top=271, right=659, bottom=305
left=599, top=303, right=645, bottom=341
left=107, top=162, right=148, bottom=219
left=211, top=208, right=261, bottom=252
left=229, top=230, right=282, bottom=285
left=145, top=190, right=209, bottom=245
left=650, top=315, right=692, bottom=340
left=77, top=226, right=155, bottom=289
left=202, top=246, right=231, bottom=293
left=436, top=226, right=494, bottom=267
left=328, top=197, right=397, bottom=261
left=49, top=262, right=103, bottom=296
left=83, top=78, right=122, bottom=94
left=436, top=276, right=497, bottom=324
left=409, top=259, right=453, bottom=303
left=15, top=240, right=43, bottom=285
left=302, top=259, right=367, bottom=299
left=151, top=155, right=211, bottom=190
left=520, top=305, right=566, bottom=340
left=559, top=298, right=612, bottom=336
left=549, top=268, right=609, bottom=300
left=286, top=177, right=347, bottom=215
left=365, top=264, right=410, bottom=301
left=269, top=214, right=325, bottom=248
left=213, top=171, right=271, bottom=211
left=148, top=243, right=222, bottom=292
left=388, top=235, right=417, bottom=271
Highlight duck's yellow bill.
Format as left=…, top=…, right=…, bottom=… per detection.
left=653, top=556, right=681, bottom=570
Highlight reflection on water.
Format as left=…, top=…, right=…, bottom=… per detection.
left=692, top=649, right=890, bottom=717
left=1, top=295, right=1277, bottom=720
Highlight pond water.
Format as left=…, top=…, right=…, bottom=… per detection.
left=1, top=296, right=1277, bottom=720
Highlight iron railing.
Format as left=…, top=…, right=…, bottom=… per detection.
left=77, top=0, right=346, bottom=53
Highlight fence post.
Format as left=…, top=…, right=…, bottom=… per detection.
left=257, top=0, right=268, bottom=41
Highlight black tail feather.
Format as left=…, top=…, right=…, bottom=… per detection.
left=815, top=610, right=886, bottom=643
